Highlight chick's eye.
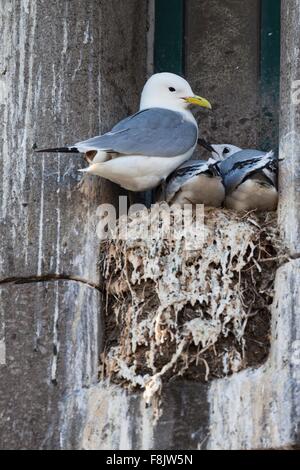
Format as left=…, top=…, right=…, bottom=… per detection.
left=168, top=87, right=176, bottom=92
left=223, top=148, right=230, bottom=154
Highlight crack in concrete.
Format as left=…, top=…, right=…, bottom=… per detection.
left=277, top=255, right=300, bottom=271
left=0, top=274, right=103, bottom=292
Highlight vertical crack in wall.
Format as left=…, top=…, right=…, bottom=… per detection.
left=0, top=289, right=6, bottom=366
left=51, top=283, right=60, bottom=385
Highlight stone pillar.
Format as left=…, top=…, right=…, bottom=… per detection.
left=0, top=0, right=147, bottom=449
left=278, top=0, right=300, bottom=256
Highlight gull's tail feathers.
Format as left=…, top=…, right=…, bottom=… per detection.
left=35, top=147, right=80, bottom=154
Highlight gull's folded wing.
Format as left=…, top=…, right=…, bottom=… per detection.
left=218, top=150, right=277, bottom=194
left=165, top=159, right=216, bottom=202
left=75, top=108, right=198, bottom=157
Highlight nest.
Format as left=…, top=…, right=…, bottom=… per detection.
left=100, top=204, right=282, bottom=406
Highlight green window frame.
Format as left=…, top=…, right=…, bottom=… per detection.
left=154, top=0, right=185, bottom=75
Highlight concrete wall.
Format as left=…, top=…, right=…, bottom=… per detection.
left=1, top=0, right=300, bottom=450
left=185, top=0, right=261, bottom=153
left=0, top=0, right=148, bottom=449
left=279, top=0, right=300, bottom=257
left=185, top=0, right=280, bottom=158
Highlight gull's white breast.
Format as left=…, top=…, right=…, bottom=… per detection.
left=86, top=148, right=195, bottom=192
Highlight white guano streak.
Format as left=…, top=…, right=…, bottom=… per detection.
left=37, top=156, right=45, bottom=276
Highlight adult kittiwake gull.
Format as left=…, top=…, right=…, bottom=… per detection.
left=36, top=73, right=212, bottom=192
left=158, top=158, right=225, bottom=207
left=198, top=141, right=278, bottom=212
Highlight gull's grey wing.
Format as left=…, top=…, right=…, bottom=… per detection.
left=75, top=108, right=198, bottom=157
left=165, top=159, right=219, bottom=202
left=218, top=150, right=277, bottom=194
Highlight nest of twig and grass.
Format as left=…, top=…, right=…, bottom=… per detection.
left=99, top=204, right=283, bottom=406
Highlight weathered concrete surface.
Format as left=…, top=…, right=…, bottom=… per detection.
left=0, top=0, right=147, bottom=284
left=185, top=0, right=262, bottom=156
left=207, top=259, right=300, bottom=449
left=278, top=0, right=300, bottom=256
left=0, top=281, right=101, bottom=450
left=0, top=0, right=148, bottom=450
left=1, top=0, right=300, bottom=451
left=61, top=381, right=209, bottom=450
left=58, top=260, right=300, bottom=450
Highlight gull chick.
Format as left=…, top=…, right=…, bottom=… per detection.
left=198, top=142, right=278, bottom=212
left=158, top=159, right=225, bottom=207
left=36, top=73, right=212, bottom=192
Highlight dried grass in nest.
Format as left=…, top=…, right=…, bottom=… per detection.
left=99, top=204, right=283, bottom=406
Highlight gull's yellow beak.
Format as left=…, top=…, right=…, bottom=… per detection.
left=184, top=95, right=212, bottom=110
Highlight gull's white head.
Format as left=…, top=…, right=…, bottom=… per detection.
left=210, top=144, right=242, bottom=160
left=140, top=72, right=212, bottom=114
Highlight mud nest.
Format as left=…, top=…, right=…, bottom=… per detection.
left=100, top=205, right=282, bottom=404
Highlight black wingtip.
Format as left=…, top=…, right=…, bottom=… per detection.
left=35, top=147, right=80, bottom=154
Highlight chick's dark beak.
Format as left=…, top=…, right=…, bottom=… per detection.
left=197, top=138, right=215, bottom=153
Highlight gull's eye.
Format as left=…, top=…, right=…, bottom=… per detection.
left=223, top=148, right=230, bottom=154
left=168, top=87, right=176, bottom=92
